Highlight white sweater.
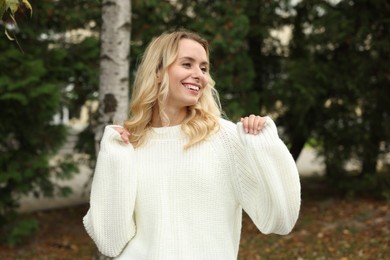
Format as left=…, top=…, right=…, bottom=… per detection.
left=83, top=117, right=301, bottom=259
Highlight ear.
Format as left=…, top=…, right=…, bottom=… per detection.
left=156, top=70, right=162, bottom=84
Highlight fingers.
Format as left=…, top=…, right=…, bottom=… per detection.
left=113, top=127, right=131, bottom=144
left=240, top=115, right=266, bottom=135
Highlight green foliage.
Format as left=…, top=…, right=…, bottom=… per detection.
left=0, top=44, right=73, bottom=216
left=1, top=1, right=388, bottom=248
left=0, top=0, right=100, bottom=243
left=130, top=0, right=284, bottom=121
left=327, top=172, right=390, bottom=200
left=0, top=0, right=32, bottom=19
left=132, top=0, right=390, bottom=192
left=75, top=124, right=97, bottom=168
left=271, top=0, right=390, bottom=184
left=1, top=0, right=32, bottom=46
left=1, top=217, right=39, bottom=246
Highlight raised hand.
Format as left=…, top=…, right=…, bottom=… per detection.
left=240, top=115, right=266, bottom=135
left=113, top=127, right=131, bottom=144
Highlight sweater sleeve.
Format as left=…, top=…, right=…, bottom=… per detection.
left=83, top=125, right=137, bottom=257
left=227, top=117, right=301, bottom=235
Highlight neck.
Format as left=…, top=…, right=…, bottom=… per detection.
left=151, top=106, right=188, bottom=127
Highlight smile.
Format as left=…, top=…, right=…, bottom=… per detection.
left=183, top=84, right=200, bottom=92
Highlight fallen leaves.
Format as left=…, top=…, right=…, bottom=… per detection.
left=238, top=185, right=390, bottom=259
left=0, top=205, right=94, bottom=260
left=0, top=179, right=389, bottom=259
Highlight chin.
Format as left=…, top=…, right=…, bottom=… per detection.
left=187, top=99, right=200, bottom=106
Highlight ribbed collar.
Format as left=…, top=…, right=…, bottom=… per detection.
left=150, top=124, right=186, bottom=140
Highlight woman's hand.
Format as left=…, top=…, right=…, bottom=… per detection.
left=240, top=115, right=266, bottom=135
left=113, top=127, right=131, bottom=144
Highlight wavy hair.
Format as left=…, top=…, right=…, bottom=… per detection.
left=124, top=30, right=222, bottom=149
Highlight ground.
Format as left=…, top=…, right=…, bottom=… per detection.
left=0, top=178, right=389, bottom=260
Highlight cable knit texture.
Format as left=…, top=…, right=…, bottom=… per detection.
left=83, top=117, right=301, bottom=259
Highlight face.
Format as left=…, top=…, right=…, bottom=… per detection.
left=164, top=38, right=209, bottom=111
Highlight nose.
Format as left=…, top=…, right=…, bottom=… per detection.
left=192, top=67, right=204, bottom=81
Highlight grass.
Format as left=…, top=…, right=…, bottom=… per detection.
left=0, top=177, right=389, bottom=259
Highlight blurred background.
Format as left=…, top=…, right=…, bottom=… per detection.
left=0, top=0, right=389, bottom=259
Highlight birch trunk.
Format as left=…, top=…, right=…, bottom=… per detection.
left=95, top=0, right=131, bottom=151
left=94, top=0, right=131, bottom=259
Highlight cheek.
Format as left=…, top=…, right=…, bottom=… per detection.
left=202, top=76, right=209, bottom=88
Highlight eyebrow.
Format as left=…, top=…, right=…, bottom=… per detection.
left=178, top=57, right=209, bottom=66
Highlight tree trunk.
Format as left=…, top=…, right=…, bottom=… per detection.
left=95, top=0, right=131, bottom=150
left=94, top=0, right=131, bottom=259
left=361, top=113, right=381, bottom=176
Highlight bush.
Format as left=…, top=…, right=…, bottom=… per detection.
left=0, top=42, right=77, bottom=244
left=0, top=217, right=39, bottom=246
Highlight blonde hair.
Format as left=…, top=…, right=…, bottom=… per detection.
left=124, top=30, right=222, bottom=149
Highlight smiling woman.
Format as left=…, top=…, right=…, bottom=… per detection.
left=83, top=30, right=301, bottom=260
left=124, top=31, right=221, bottom=149
left=164, top=39, right=209, bottom=121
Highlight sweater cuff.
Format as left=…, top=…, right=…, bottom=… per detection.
left=236, top=116, right=280, bottom=147
left=100, top=125, right=128, bottom=151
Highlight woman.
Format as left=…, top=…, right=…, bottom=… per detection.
left=83, top=30, right=301, bottom=259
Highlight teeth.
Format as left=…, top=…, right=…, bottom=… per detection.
left=184, top=84, right=200, bottom=91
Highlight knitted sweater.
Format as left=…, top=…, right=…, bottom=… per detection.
left=83, top=117, right=301, bottom=259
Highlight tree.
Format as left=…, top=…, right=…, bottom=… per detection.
left=94, top=0, right=132, bottom=152
left=273, top=0, right=390, bottom=191
left=93, top=0, right=132, bottom=258
left=130, top=0, right=286, bottom=121
left=0, top=4, right=71, bottom=245
left=0, top=0, right=101, bottom=244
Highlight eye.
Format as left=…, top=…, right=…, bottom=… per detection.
left=201, top=67, right=208, bottom=74
left=182, top=63, right=191, bottom=68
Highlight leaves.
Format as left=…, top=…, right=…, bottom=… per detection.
left=271, top=0, right=390, bottom=178
left=238, top=178, right=390, bottom=259
left=0, top=0, right=32, bottom=18
left=0, top=92, right=28, bottom=105
left=21, top=0, right=31, bottom=16
left=1, top=0, right=32, bottom=42
left=0, top=0, right=5, bottom=21
left=1, top=180, right=390, bottom=257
